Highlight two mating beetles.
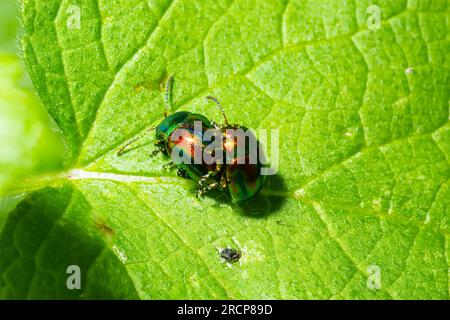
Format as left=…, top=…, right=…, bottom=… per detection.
left=117, top=77, right=267, bottom=202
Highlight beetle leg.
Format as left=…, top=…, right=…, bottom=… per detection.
left=151, top=146, right=165, bottom=157
left=150, top=140, right=166, bottom=158
left=162, top=162, right=175, bottom=170
left=207, top=182, right=220, bottom=191
left=196, top=188, right=204, bottom=199
left=198, top=172, right=213, bottom=187
left=196, top=172, right=216, bottom=199
left=177, top=168, right=189, bottom=178
left=220, top=173, right=228, bottom=189
left=197, top=181, right=220, bottom=199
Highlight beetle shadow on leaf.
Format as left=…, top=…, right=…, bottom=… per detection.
left=205, top=174, right=287, bottom=218
left=235, top=174, right=287, bottom=218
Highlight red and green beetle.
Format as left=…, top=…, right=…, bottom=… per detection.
left=118, top=77, right=267, bottom=202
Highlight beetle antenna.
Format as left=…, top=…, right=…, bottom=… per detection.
left=164, top=75, right=173, bottom=118
left=117, top=126, right=154, bottom=156
left=206, top=96, right=229, bottom=125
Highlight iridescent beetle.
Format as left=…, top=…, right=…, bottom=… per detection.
left=117, top=77, right=267, bottom=201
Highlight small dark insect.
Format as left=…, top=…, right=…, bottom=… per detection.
left=220, top=248, right=241, bottom=263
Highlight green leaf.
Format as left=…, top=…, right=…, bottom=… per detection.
left=0, top=53, right=64, bottom=193
left=3, top=0, right=449, bottom=299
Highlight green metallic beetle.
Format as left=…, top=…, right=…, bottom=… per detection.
left=117, top=77, right=267, bottom=201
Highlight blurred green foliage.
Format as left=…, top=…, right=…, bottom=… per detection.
left=0, top=0, right=20, bottom=52
left=0, top=1, right=64, bottom=193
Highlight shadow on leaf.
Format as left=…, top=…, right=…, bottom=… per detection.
left=0, top=185, right=137, bottom=299
left=204, top=174, right=287, bottom=217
